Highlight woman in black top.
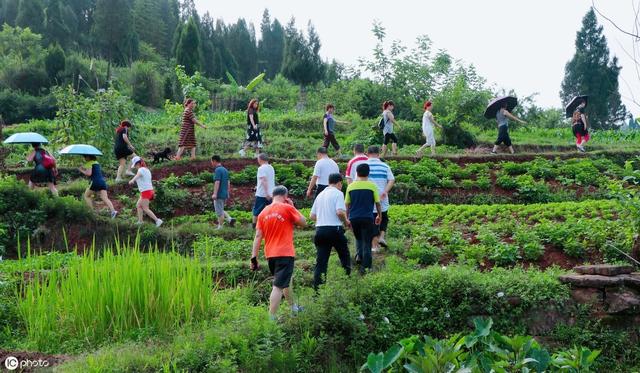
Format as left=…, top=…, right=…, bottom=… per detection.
left=79, top=155, right=117, bottom=218
left=572, top=100, right=589, bottom=152
left=243, top=99, right=263, bottom=157
left=26, top=142, right=58, bottom=196
left=114, top=120, right=137, bottom=182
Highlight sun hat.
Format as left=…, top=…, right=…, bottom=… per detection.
left=131, top=156, right=142, bottom=169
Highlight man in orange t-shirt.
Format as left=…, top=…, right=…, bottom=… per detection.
left=251, top=185, right=306, bottom=319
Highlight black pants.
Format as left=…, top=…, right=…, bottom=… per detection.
left=351, top=218, right=374, bottom=274
left=313, top=226, right=351, bottom=289
left=315, top=184, right=328, bottom=199
left=495, top=126, right=512, bottom=147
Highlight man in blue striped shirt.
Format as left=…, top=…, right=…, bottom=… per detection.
left=366, top=146, right=395, bottom=251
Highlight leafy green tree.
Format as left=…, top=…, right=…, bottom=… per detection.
left=175, top=17, right=202, bottom=75
left=133, top=0, right=167, bottom=55
left=45, top=43, right=66, bottom=83
left=281, top=18, right=325, bottom=86
left=257, top=9, right=284, bottom=79
left=1, top=0, right=20, bottom=26
left=223, top=18, right=257, bottom=84
left=43, top=0, right=74, bottom=48
left=129, top=61, right=162, bottom=107
left=160, top=0, right=180, bottom=56
left=92, top=0, right=138, bottom=66
left=561, top=8, right=626, bottom=129
left=16, top=0, right=45, bottom=34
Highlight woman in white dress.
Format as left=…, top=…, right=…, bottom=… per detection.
left=417, top=101, right=442, bottom=156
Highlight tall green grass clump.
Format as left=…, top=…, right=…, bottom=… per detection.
left=18, top=239, right=214, bottom=350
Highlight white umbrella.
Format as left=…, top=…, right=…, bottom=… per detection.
left=59, top=144, right=103, bottom=156
left=3, top=132, right=49, bottom=144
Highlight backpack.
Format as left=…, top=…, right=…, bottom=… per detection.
left=40, top=150, right=56, bottom=170
left=378, top=117, right=385, bottom=131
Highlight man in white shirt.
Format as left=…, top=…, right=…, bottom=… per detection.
left=252, top=153, right=276, bottom=228
left=366, top=146, right=395, bottom=251
left=310, top=173, right=351, bottom=289
left=306, top=147, right=340, bottom=200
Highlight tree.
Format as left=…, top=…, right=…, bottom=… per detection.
left=1, top=0, right=19, bottom=26
left=45, top=43, right=66, bottom=83
left=561, top=8, right=626, bottom=129
left=92, top=0, right=138, bottom=67
left=133, top=0, right=167, bottom=55
left=175, top=17, right=201, bottom=75
left=44, top=0, right=74, bottom=48
left=16, top=0, right=45, bottom=34
left=160, top=0, right=180, bottom=56
left=281, top=19, right=325, bottom=86
left=223, top=18, right=257, bottom=84
left=258, top=9, right=284, bottom=79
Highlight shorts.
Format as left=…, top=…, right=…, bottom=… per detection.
left=114, top=146, right=133, bottom=160
left=495, top=126, right=512, bottom=147
left=268, top=256, right=295, bottom=289
left=140, top=190, right=155, bottom=200
left=89, top=182, right=108, bottom=192
left=214, top=199, right=226, bottom=216
left=383, top=133, right=398, bottom=145
left=253, top=196, right=271, bottom=217
left=372, top=211, right=389, bottom=235
left=572, top=124, right=589, bottom=137
left=322, top=132, right=340, bottom=150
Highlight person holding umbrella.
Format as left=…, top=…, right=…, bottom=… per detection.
left=175, top=98, right=207, bottom=161
left=485, top=96, right=526, bottom=154
left=565, top=96, right=589, bottom=152
left=79, top=155, right=118, bottom=218
left=26, top=142, right=58, bottom=196
left=114, top=120, right=136, bottom=183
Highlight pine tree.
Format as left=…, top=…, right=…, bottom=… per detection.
left=1, top=0, right=20, bottom=26
left=44, top=0, right=73, bottom=48
left=175, top=17, right=201, bottom=75
left=281, top=18, right=325, bottom=86
left=160, top=0, right=179, bottom=56
left=223, top=18, right=257, bottom=84
left=257, top=9, right=284, bottom=79
left=16, top=0, right=45, bottom=34
left=561, top=8, right=626, bottom=129
left=45, top=43, right=66, bottom=82
left=133, top=0, right=167, bottom=55
left=92, top=0, right=138, bottom=66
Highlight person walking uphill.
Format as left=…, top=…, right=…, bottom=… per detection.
left=211, top=155, right=236, bottom=229
left=253, top=153, right=276, bottom=228
left=176, top=99, right=207, bottom=161
left=310, top=173, right=352, bottom=290
left=367, top=146, right=395, bottom=251
left=572, top=100, right=590, bottom=152
left=381, top=101, right=400, bottom=158
left=26, top=142, right=58, bottom=196
left=114, top=120, right=137, bottom=182
left=250, top=186, right=306, bottom=319
left=345, top=143, right=368, bottom=184
left=491, top=102, right=526, bottom=155
left=129, top=156, right=163, bottom=227
left=243, top=99, right=263, bottom=157
left=346, top=163, right=382, bottom=274
left=79, top=155, right=117, bottom=218
left=306, top=147, right=340, bottom=200
left=322, top=104, right=349, bottom=156
left=417, top=101, right=443, bottom=156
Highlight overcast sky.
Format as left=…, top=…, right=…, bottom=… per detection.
left=196, top=0, right=638, bottom=113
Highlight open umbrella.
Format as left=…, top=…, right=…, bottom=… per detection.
left=59, top=144, right=103, bottom=156
left=565, top=95, right=588, bottom=118
left=3, top=132, right=49, bottom=144
left=484, top=96, right=518, bottom=119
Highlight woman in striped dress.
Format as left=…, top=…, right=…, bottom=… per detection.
left=175, top=98, right=207, bottom=160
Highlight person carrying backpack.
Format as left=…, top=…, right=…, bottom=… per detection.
left=380, top=101, right=399, bottom=158
left=26, top=142, right=58, bottom=196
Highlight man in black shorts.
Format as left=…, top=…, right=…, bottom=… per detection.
left=250, top=186, right=306, bottom=319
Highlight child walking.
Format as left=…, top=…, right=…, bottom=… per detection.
left=128, top=156, right=163, bottom=227
left=79, top=155, right=117, bottom=218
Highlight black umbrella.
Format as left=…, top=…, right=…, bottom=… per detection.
left=565, top=95, right=588, bottom=118
left=484, top=96, right=518, bottom=119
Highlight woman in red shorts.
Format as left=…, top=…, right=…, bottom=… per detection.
left=128, top=156, right=163, bottom=227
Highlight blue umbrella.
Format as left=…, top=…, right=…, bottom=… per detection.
left=3, top=132, right=49, bottom=144
left=59, top=144, right=103, bottom=156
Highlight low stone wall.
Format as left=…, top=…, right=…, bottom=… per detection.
left=559, top=264, right=640, bottom=331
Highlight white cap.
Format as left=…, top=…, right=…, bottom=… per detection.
left=131, top=156, right=142, bottom=169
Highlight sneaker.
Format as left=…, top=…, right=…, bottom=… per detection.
left=354, top=254, right=361, bottom=265
left=577, top=145, right=586, bottom=153
left=135, top=221, right=143, bottom=225
left=229, top=218, right=236, bottom=227
left=111, top=211, right=118, bottom=219
left=491, top=151, right=497, bottom=155
left=378, top=239, right=388, bottom=248
left=155, top=219, right=163, bottom=227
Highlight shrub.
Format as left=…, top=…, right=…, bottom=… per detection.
left=0, top=90, right=56, bottom=124
left=129, top=61, right=163, bottom=107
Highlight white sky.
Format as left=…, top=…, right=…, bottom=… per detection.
left=196, top=0, right=638, bottom=113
